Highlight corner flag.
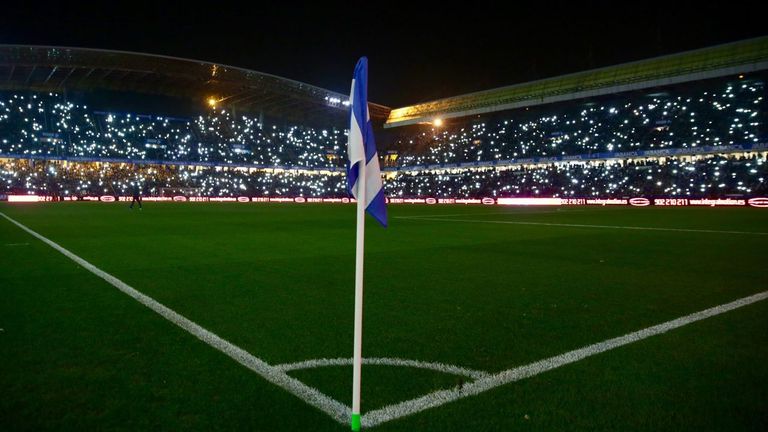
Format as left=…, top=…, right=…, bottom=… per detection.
left=347, top=57, right=387, bottom=227
left=348, top=57, right=386, bottom=431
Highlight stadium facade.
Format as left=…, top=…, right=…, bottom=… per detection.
left=0, top=38, right=767, bottom=206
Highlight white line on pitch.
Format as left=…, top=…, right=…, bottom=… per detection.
left=0, top=211, right=351, bottom=425
left=394, top=216, right=768, bottom=236
left=4, top=242, right=30, bottom=246
left=362, top=290, right=768, bottom=428
left=275, top=357, right=490, bottom=380
left=396, top=210, right=584, bottom=219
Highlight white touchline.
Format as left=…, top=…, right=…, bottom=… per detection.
left=275, top=357, right=490, bottom=380
left=0, top=212, right=351, bottom=425
left=361, top=290, right=768, bottom=428
left=394, top=216, right=768, bottom=236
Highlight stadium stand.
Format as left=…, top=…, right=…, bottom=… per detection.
left=389, top=76, right=765, bottom=167
left=0, top=93, right=346, bottom=168
left=1, top=154, right=765, bottom=198
left=0, top=40, right=766, bottom=201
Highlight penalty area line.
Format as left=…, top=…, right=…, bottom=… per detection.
left=0, top=211, right=351, bottom=425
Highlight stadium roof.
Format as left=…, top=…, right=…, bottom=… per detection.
left=0, top=45, right=391, bottom=125
left=385, top=36, right=768, bottom=128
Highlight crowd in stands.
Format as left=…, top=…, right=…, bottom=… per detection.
left=0, top=93, right=345, bottom=168
left=2, top=154, right=764, bottom=198
left=0, top=159, right=346, bottom=198
left=387, top=155, right=766, bottom=198
left=390, top=78, right=765, bottom=165
left=0, top=76, right=766, bottom=199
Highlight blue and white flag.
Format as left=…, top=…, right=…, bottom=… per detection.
left=347, top=57, right=387, bottom=227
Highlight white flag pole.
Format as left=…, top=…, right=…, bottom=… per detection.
left=351, top=159, right=366, bottom=431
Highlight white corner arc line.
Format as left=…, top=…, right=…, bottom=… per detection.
left=394, top=216, right=768, bottom=236
left=0, top=212, right=351, bottom=425
left=361, top=290, right=768, bottom=428
left=275, top=357, right=490, bottom=380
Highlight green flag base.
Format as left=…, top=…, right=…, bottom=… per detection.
left=351, top=413, right=361, bottom=431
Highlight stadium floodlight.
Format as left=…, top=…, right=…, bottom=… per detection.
left=207, top=97, right=218, bottom=108
left=433, top=118, right=443, bottom=127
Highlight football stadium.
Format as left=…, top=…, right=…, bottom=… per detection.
left=2, top=12, right=768, bottom=432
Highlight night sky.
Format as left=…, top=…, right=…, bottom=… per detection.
left=2, top=1, right=765, bottom=107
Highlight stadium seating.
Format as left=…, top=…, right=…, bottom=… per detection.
left=0, top=74, right=765, bottom=199
left=0, top=93, right=345, bottom=168
left=1, top=154, right=765, bottom=198
left=391, top=79, right=765, bottom=166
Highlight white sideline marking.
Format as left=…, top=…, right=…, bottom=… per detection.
left=395, top=216, right=768, bottom=236
left=276, top=357, right=490, bottom=380
left=4, top=242, right=30, bottom=246
left=362, top=290, right=768, bottom=428
left=0, top=211, right=351, bottom=425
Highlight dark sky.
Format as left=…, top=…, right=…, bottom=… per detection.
left=2, top=1, right=765, bottom=107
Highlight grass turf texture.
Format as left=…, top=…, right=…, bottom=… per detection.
left=1, top=202, right=767, bottom=431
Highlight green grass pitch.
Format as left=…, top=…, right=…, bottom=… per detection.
left=1, top=202, right=767, bottom=431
